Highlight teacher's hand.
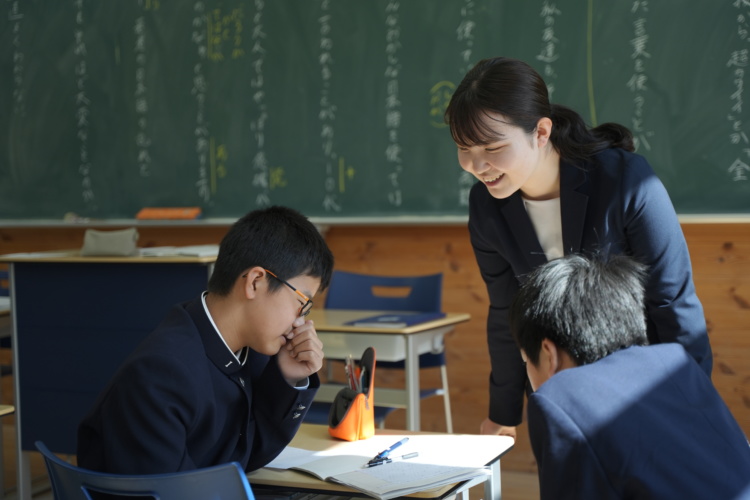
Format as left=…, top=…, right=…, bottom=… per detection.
left=480, top=418, right=516, bottom=440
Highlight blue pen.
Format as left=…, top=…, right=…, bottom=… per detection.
left=369, top=437, right=409, bottom=463
left=365, top=452, right=419, bottom=468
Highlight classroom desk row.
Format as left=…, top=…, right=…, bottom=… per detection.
left=0, top=251, right=471, bottom=500
left=248, top=423, right=514, bottom=500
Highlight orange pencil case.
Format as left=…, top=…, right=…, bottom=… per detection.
left=328, top=347, right=376, bottom=441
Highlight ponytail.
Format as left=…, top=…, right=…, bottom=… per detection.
left=446, top=57, right=635, bottom=164
left=550, top=104, right=634, bottom=164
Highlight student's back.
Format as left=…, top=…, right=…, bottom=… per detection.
left=529, top=343, right=750, bottom=499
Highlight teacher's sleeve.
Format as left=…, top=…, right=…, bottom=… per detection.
left=469, top=190, right=526, bottom=427
left=622, top=156, right=712, bottom=376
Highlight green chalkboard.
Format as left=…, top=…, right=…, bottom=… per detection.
left=1, top=0, right=748, bottom=220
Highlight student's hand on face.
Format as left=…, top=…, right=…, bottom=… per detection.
left=277, top=316, right=324, bottom=386
left=480, top=418, right=516, bottom=440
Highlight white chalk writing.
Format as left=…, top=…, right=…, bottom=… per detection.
left=249, top=0, right=270, bottom=206
left=74, top=0, right=94, bottom=205
left=385, top=1, right=402, bottom=207
left=457, top=0, right=476, bottom=207
left=134, top=4, right=151, bottom=177
left=627, top=2, right=654, bottom=152
left=319, top=0, right=340, bottom=212
left=192, top=2, right=210, bottom=201
left=727, top=0, right=750, bottom=181
left=8, top=0, right=24, bottom=116
left=456, top=0, right=475, bottom=76
left=536, top=1, right=561, bottom=99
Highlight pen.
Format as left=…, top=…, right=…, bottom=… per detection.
left=365, top=452, right=419, bottom=468
left=370, top=437, right=409, bottom=462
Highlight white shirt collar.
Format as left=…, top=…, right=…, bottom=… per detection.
left=201, top=291, right=247, bottom=365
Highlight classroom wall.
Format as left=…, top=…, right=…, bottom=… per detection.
left=0, top=222, right=748, bottom=473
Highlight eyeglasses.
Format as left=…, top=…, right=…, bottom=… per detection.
left=264, top=269, right=314, bottom=317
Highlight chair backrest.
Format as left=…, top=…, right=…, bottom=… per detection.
left=324, top=271, right=442, bottom=312
left=36, top=441, right=254, bottom=500
left=0, top=270, right=9, bottom=297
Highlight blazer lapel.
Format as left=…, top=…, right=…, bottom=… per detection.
left=501, top=193, right=548, bottom=271
left=560, top=161, right=589, bottom=255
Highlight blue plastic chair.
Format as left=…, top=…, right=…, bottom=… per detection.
left=307, top=271, right=453, bottom=432
left=0, top=269, right=14, bottom=376
left=35, top=441, right=255, bottom=500
left=0, top=269, right=8, bottom=297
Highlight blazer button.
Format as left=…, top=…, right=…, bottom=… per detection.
left=239, top=377, right=245, bottom=387
left=297, top=404, right=306, bottom=410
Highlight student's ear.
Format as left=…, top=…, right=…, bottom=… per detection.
left=240, top=267, right=266, bottom=299
left=534, top=117, right=553, bottom=148
left=539, top=338, right=560, bottom=378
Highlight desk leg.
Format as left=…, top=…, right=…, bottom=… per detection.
left=484, top=460, right=501, bottom=500
left=10, top=282, right=31, bottom=500
left=16, top=451, right=31, bottom=500
left=404, top=336, right=420, bottom=431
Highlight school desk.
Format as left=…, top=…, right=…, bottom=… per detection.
left=0, top=250, right=216, bottom=500
left=247, top=423, right=514, bottom=500
left=307, top=309, right=471, bottom=431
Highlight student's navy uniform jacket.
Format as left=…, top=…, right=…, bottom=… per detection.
left=468, top=148, right=712, bottom=426
left=77, top=297, right=318, bottom=474
left=529, top=344, right=750, bottom=499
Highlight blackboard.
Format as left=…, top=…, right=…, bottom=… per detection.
left=1, top=0, right=748, bottom=220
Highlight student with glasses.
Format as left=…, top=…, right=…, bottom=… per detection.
left=78, top=206, right=334, bottom=475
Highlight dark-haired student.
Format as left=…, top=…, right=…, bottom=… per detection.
left=444, top=56, right=712, bottom=439
left=510, top=254, right=750, bottom=500
left=78, top=206, right=334, bottom=474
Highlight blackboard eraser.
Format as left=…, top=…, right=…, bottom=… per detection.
left=136, top=207, right=202, bottom=220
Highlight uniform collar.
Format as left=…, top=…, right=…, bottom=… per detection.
left=185, top=296, right=246, bottom=375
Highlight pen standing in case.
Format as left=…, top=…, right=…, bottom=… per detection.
left=328, top=347, right=377, bottom=441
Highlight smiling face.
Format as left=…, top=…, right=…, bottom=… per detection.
left=456, top=112, right=560, bottom=201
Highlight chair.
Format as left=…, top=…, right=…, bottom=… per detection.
left=0, top=270, right=11, bottom=500
left=307, top=271, right=453, bottom=432
left=35, top=441, right=255, bottom=500
left=0, top=269, right=12, bottom=361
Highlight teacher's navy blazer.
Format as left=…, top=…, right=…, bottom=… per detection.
left=78, top=297, right=318, bottom=474
left=528, top=344, right=750, bottom=499
left=468, top=148, right=712, bottom=426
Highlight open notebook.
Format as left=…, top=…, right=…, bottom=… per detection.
left=265, top=435, right=490, bottom=500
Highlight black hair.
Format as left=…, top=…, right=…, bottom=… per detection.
left=207, top=206, right=334, bottom=296
left=445, top=57, right=634, bottom=165
left=509, top=254, right=648, bottom=366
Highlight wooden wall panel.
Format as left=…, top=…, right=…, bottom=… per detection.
left=0, top=221, right=747, bottom=475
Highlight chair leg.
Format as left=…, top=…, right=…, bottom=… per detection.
left=440, top=365, right=453, bottom=433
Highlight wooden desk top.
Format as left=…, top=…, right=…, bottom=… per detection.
left=247, top=424, right=513, bottom=499
left=308, top=309, right=470, bottom=334
left=0, top=249, right=216, bottom=264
